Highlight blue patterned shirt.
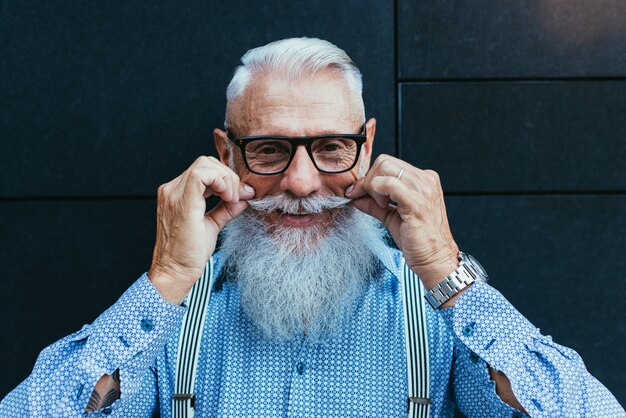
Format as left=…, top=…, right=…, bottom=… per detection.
left=1, top=243, right=624, bottom=417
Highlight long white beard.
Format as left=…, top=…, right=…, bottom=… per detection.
left=219, top=193, right=387, bottom=343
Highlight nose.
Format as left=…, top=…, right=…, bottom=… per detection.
left=280, top=145, right=322, bottom=197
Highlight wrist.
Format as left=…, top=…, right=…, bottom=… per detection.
left=147, top=266, right=194, bottom=305
left=406, top=240, right=459, bottom=286
left=417, top=259, right=460, bottom=290
left=420, top=260, right=469, bottom=308
left=423, top=251, right=489, bottom=309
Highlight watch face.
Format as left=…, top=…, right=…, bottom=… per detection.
left=465, top=253, right=489, bottom=282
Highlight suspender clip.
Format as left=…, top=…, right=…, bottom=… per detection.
left=408, top=396, right=432, bottom=405
left=173, top=393, right=196, bottom=408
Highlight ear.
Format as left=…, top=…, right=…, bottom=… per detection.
left=214, top=128, right=232, bottom=166
left=359, top=117, right=377, bottom=174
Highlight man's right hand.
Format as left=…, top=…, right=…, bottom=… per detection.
left=147, top=156, right=254, bottom=304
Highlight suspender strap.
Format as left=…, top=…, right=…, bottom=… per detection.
left=172, top=259, right=214, bottom=418
left=172, top=257, right=431, bottom=417
left=401, top=260, right=431, bottom=418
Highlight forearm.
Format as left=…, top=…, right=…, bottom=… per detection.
left=84, top=370, right=120, bottom=414
left=1, top=274, right=185, bottom=416
left=443, top=281, right=625, bottom=417
left=421, top=261, right=528, bottom=412
left=489, top=368, right=527, bottom=414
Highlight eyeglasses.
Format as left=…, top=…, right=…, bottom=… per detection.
left=226, top=124, right=367, bottom=175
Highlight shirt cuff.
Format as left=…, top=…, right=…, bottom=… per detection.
left=76, top=274, right=186, bottom=392
left=439, top=280, right=540, bottom=370
left=439, top=281, right=574, bottom=416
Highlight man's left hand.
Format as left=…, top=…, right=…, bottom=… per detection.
left=345, top=154, right=459, bottom=291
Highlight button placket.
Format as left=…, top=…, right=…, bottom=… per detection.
left=296, top=362, right=305, bottom=375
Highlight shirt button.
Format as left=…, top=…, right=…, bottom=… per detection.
left=469, top=352, right=480, bottom=363
left=102, top=406, right=112, bottom=415
left=296, top=362, right=305, bottom=375
left=462, top=323, right=475, bottom=337
left=140, top=319, right=154, bottom=332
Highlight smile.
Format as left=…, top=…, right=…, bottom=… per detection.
left=278, top=211, right=323, bottom=227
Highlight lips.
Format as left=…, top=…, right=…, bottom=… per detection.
left=278, top=211, right=322, bottom=227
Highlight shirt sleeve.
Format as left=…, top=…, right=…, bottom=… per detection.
left=0, top=273, right=186, bottom=417
left=439, top=280, right=626, bottom=418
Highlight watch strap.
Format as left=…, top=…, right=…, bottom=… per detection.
left=424, top=262, right=479, bottom=310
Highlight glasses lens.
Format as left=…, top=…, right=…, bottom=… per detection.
left=245, top=139, right=292, bottom=173
left=311, top=137, right=359, bottom=172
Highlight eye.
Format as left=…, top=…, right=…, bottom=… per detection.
left=248, top=140, right=291, bottom=156
left=260, top=145, right=279, bottom=154
left=321, top=143, right=340, bottom=152
left=313, top=138, right=348, bottom=153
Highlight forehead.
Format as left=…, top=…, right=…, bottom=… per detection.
left=233, top=70, right=357, bottom=136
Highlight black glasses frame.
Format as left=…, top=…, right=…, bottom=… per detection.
left=225, top=124, right=367, bottom=175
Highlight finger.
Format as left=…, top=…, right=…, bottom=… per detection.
left=187, top=168, right=229, bottom=201
left=350, top=195, right=393, bottom=223
left=239, top=182, right=255, bottom=200
left=347, top=177, right=392, bottom=208
left=189, top=156, right=241, bottom=203
left=345, top=177, right=367, bottom=199
left=368, top=176, right=417, bottom=210
left=345, top=156, right=409, bottom=198
left=366, top=185, right=392, bottom=208
left=369, top=155, right=408, bottom=178
left=348, top=173, right=399, bottom=208
left=189, top=163, right=238, bottom=203
left=205, top=200, right=250, bottom=234
left=206, top=160, right=238, bottom=202
left=216, top=159, right=238, bottom=202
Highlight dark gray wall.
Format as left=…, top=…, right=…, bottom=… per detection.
left=0, top=0, right=394, bottom=399
left=398, top=0, right=626, bottom=410
left=2, top=0, right=624, bottom=410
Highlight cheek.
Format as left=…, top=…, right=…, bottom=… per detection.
left=231, top=155, right=278, bottom=198
left=240, top=174, right=281, bottom=198
left=322, top=172, right=358, bottom=195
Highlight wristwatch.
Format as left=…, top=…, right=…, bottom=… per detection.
left=424, top=252, right=488, bottom=310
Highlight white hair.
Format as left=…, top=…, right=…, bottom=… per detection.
left=224, top=37, right=365, bottom=130
left=219, top=193, right=386, bottom=343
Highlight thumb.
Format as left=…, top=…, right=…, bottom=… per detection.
left=351, top=195, right=391, bottom=223
left=205, top=200, right=249, bottom=235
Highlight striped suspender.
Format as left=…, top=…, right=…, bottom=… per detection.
left=401, top=260, right=432, bottom=418
left=172, top=259, right=213, bottom=418
left=172, top=257, right=431, bottom=418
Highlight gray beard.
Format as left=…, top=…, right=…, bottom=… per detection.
left=219, top=199, right=387, bottom=343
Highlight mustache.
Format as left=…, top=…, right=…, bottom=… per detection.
left=247, top=193, right=352, bottom=215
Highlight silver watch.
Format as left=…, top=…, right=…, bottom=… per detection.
left=424, top=252, right=488, bottom=310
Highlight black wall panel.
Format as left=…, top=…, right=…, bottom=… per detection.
left=399, top=81, right=626, bottom=193
left=0, top=0, right=394, bottom=197
left=397, top=0, right=626, bottom=411
left=398, top=0, right=626, bottom=79
left=0, top=0, right=394, bottom=401
left=0, top=200, right=156, bottom=398
left=445, top=195, right=626, bottom=406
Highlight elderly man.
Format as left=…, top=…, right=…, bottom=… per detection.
left=1, top=38, right=624, bottom=418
